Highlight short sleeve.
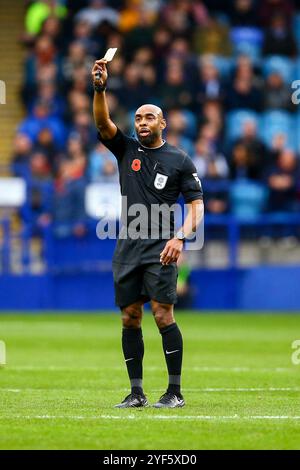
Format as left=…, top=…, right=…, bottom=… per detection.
left=180, top=155, right=203, bottom=203
left=97, top=127, right=131, bottom=161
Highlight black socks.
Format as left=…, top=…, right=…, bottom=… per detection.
left=122, top=328, right=144, bottom=395
left=159, top=323, right=183, bottom=395
left=122, top=323, right=183, bottom=397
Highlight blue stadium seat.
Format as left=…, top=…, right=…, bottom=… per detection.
left=263, top=56, right=295, bottom=83
left=212, top=55, right=234, bottom=79
left=230, top=179, right=268, bottom=221
left=261, top=111, right=295, bottom=149
left=294, top=112, right=300, bottom=153
left=226, top=109, right=260, bottom=142
left=293, top=58, right=300, bottom=86
left=181, top=110, right=197, bottom=139
left=230, top=27, right=264, bottom=62
left=128, top=110, right=136, bottom=136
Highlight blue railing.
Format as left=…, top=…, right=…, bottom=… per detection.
left=1, top=214, right=300, bottom=274
left=0, top=218, right=31, bottom=274
left=205, top=213, right=300, bottom=267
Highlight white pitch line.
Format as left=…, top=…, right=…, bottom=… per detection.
left=1, top=387, right=299, bottom=393
left=4, top=365, right=295, bottom=373
left=2, top=415, right=300, bottom=421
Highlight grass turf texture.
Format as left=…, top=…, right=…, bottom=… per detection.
left=0, top=312, right=300, bottom=450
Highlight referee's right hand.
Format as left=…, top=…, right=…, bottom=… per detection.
left=92, top=59, right=108, bottom=87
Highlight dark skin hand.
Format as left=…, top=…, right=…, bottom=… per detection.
left=92, top=59, right=108, bottom=87
left=160, top=238, right=184, bottom=265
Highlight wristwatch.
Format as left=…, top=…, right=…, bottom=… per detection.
left=175, top=230, right=185, bottom=242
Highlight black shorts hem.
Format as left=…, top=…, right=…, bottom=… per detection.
left=117, top=294, right=150, bottom=310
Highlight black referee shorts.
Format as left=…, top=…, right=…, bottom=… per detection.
left=112, top=261, right=178, bottom=308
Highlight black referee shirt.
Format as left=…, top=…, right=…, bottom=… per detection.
left=98, top=128, right=203, bottom=243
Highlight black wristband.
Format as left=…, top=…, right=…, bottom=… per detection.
left=94, top=82, right=107, bottom=93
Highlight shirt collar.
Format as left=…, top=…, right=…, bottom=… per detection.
left=139, top=140, right=166, bottom=150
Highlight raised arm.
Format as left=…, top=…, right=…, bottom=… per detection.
left=92, top=59, right=117, bottom=140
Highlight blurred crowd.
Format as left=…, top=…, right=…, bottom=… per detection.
left=11, top=0, right=300, bottom=237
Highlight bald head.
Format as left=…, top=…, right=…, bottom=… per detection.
left=135, top=104, right=164, bottom=119
left=135, top=103, right=166, bottom=147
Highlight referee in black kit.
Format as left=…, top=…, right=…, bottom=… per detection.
left=92, top=58, right=204, bottom=408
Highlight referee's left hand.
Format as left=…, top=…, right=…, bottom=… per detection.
left=160, top=238, right=184, bottom=265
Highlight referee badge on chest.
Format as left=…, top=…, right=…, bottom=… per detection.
left=154, top=172, right=168, bottom=190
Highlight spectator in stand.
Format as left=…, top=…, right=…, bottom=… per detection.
left=164, top=129, right=194, bottom=156
left=22, top=150, right=53, bottom=231
left=132, top=47, right=154, bottom=67
left=159, top=62, right=193, bottom=110
left=266, top=149, right=300, bottom=212
left=232, top=120, right=267, bottom=175
left=106, top=31, right=125, bottom=58
left=105, top=92, right=130, bottom=132
left=263, top=71, right=296, bottom=111
left=198, top=99, right=224, bottom=137
left=105, top=56, right=125, bottom=96
left=18, top=101, right=66, bottom=150
left=230, top=142, right=262, bottom=180
left=262, top=13, right=297, bottom=57
left=22, top=35, right=62, bottom=108
left=192, top=136, right=229, bottom=214
left=167, top=108, right=194, bottom=138
left=72, top=19, right=100, bottom=57
left=30, top=81, right=65, bottom=118
left=119, top=0, right=145, bottom=33
left=195, top=56, right=226, bottom=108
left=259, top=0, right=295, bottom=28
left=160, top=0, right=209, bottom=36
left=118, top=62, right=153, bottom=111
left=66, top=90, right=90, bottom=118
left=70, top=65, right=92, bottom=96
left=34, top=128, right=60, bottom=174
left=62, top=41, right=95, bottom=89
left=227, top=55, right=263, bottom=112
left=226, top=72, right=262, bottom=111
left=24, top=0, right=67, bottom=38
left=53, top=159, right=87, bottom=238
left=193, top=15, right=232, bottom=56
left=139, top=63, right=157, bottom=99
left=193, top=136, right=229, bottom=180
left=166, top=37, right=198, bottom=91
left=69, top=110, right=97, bottom=152
left=120, top=2, right=155, bottom=52
left=229, top=0, right=258, bottom=26
left=75, top=0, right=119, bottom=30
left=198, top=121, right=223, bottom=154
left=66, top=132, right=84, bottom=158
left=131, top=48, right=157, bottom=100
left=268, top=132, right=288, bottom=164
left=11, top=134, right=33, bottom=179
left=168, top=37, right=197, bottom=72
left=152, top=26, right=172, bottom=72
left=231, top=54, right=263, bottom=89
left=88, top=142, right=118, bottom=183
left=40, top=15, right=63, bottom=49
left=30, top=150, right=52, bottom=182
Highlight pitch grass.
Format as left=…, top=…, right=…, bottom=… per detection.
left=0, top=312, right=300, bottom=450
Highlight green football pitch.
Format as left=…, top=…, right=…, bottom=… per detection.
left=0, top=312, right=300, bottom=450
